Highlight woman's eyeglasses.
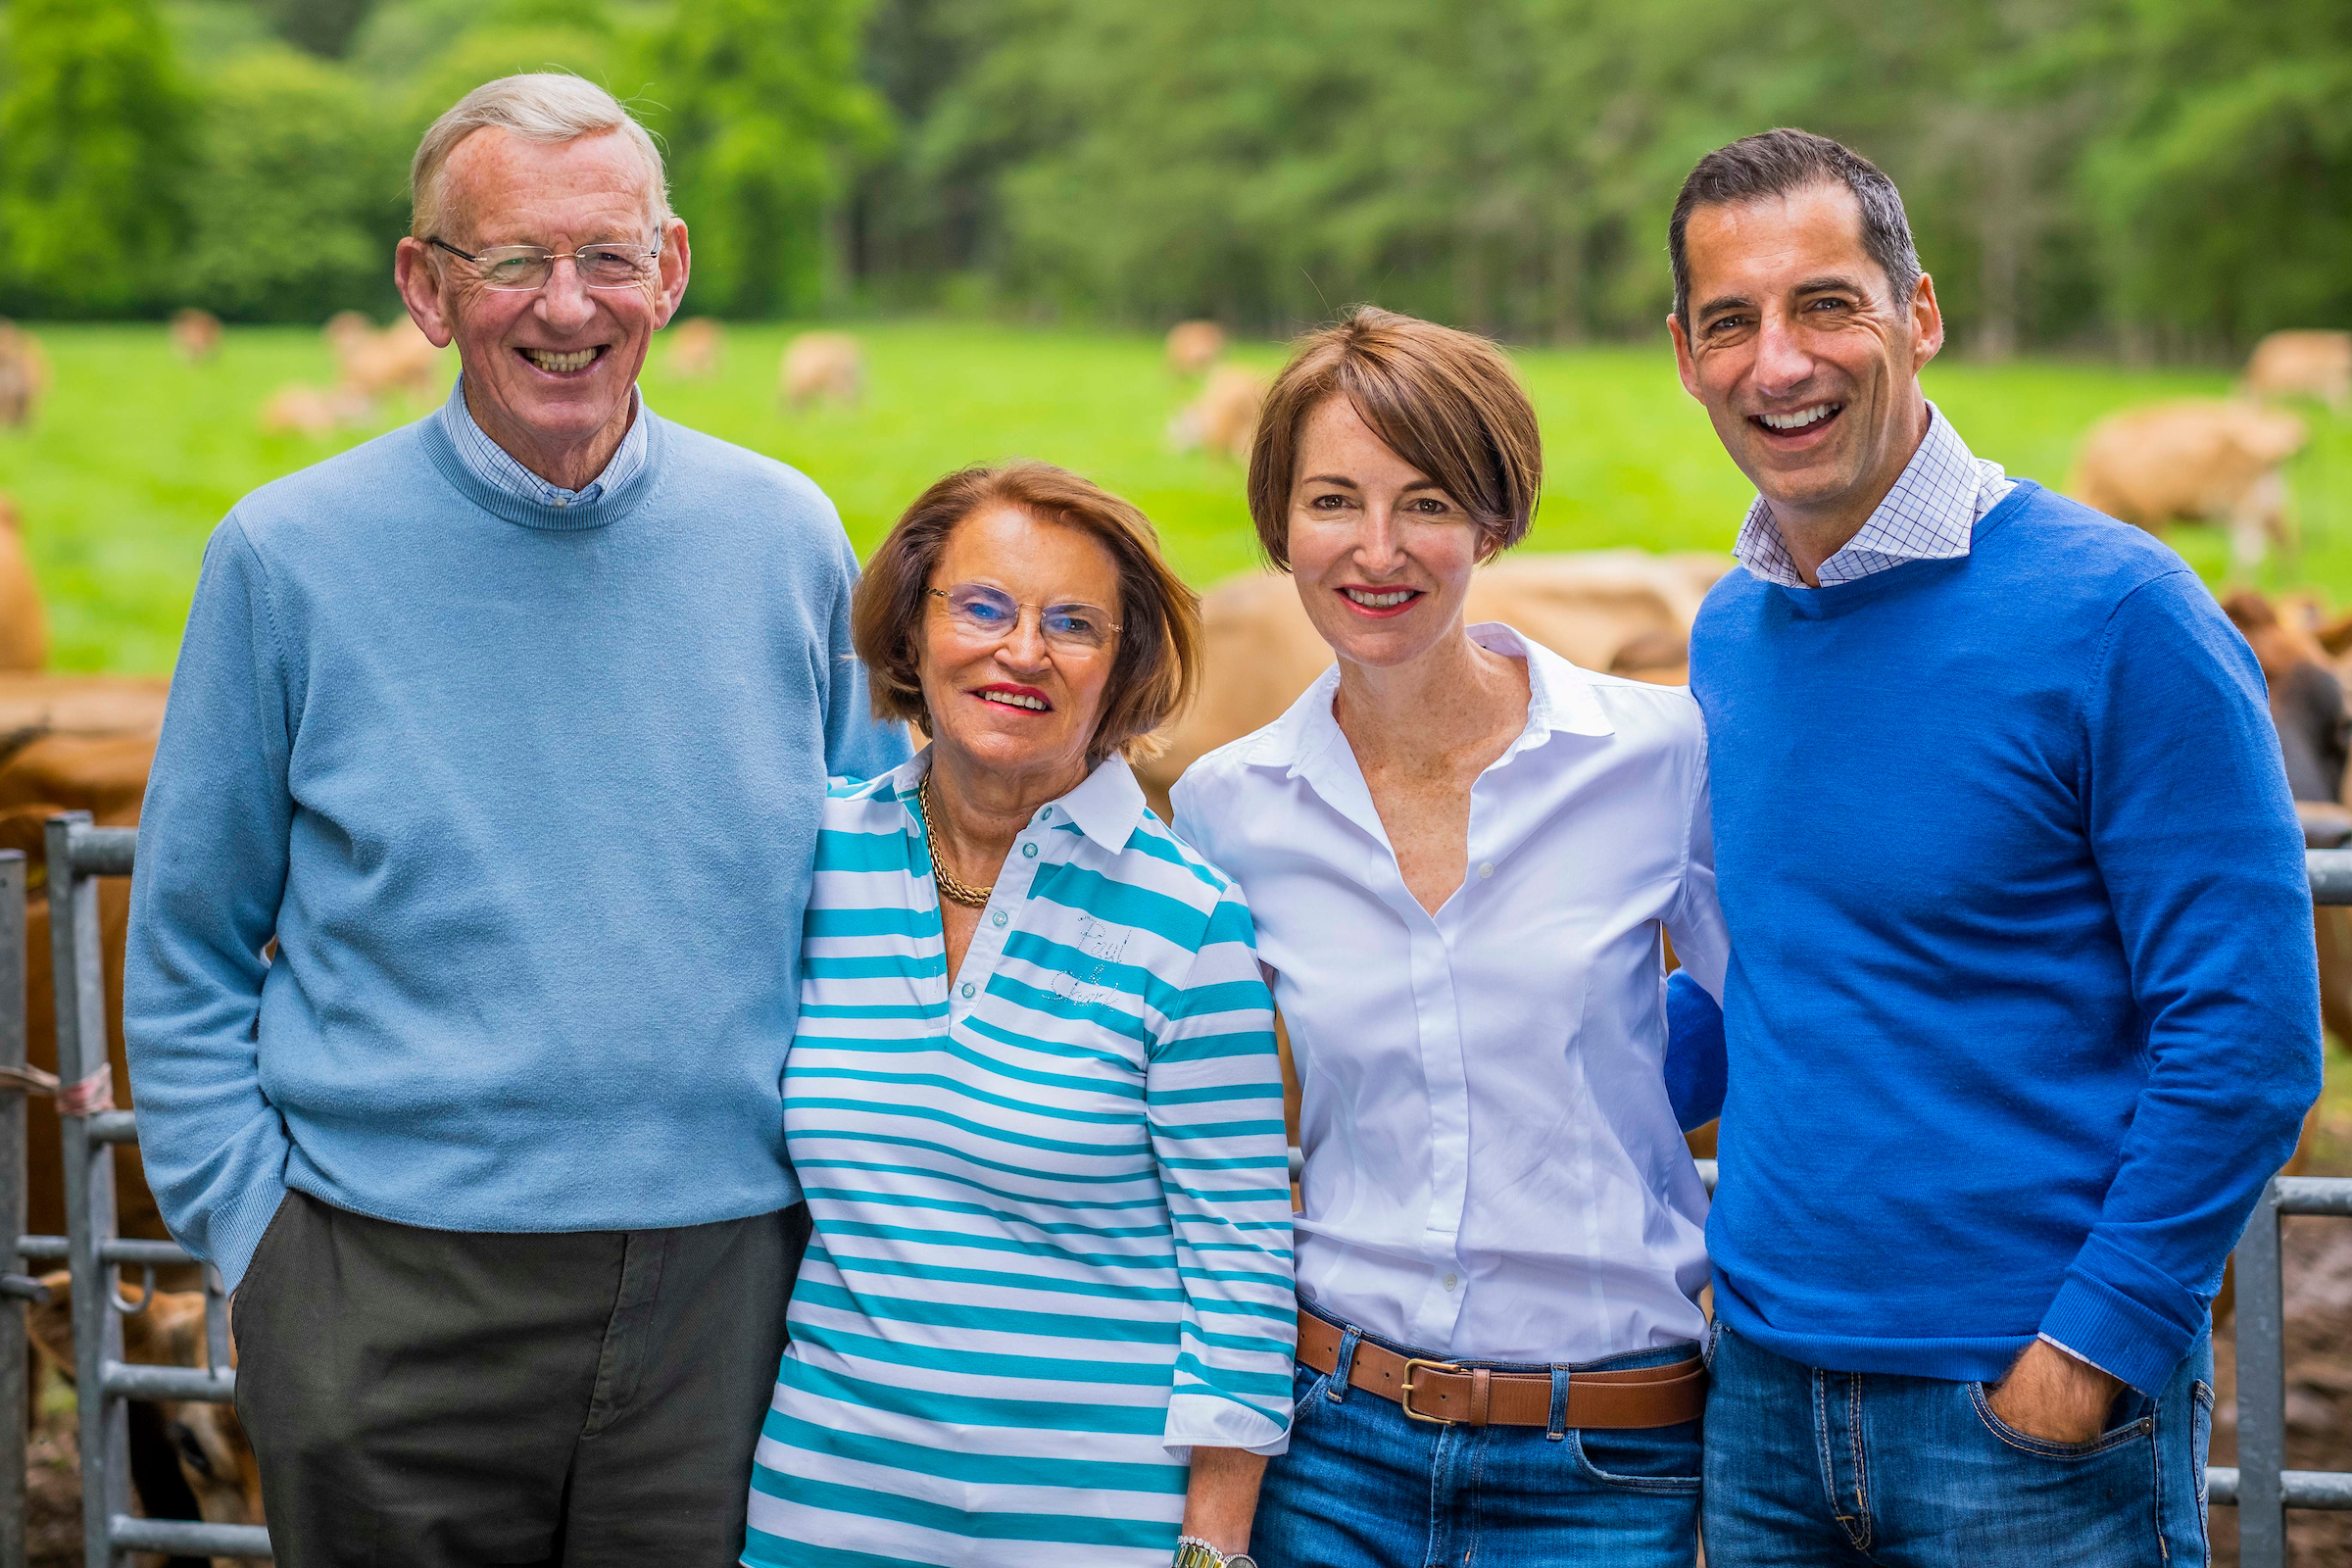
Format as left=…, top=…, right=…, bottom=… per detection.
left=928, top=584, right=1119, bottom=655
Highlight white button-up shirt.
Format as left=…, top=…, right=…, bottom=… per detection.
left=1172, top=624, right=1729, bottom=1364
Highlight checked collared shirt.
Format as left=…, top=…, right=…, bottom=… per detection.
left=439, top=373, right=649, bottom=511
left=1734, top=403, right=2015, bottom=588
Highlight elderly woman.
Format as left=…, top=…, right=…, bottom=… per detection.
left=1173, top=310, right=1728, bottom=1567
left=742, top=462, right=1295, bottom=1568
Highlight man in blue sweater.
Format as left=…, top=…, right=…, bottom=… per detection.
left=123, top=75, right=906, bottom=1564
left=1669, top=128, right=2321, bottom=1565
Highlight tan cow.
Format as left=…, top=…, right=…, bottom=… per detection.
left=260, top=384, right=373, bottom=439
left=780, top=332, right=864, bottom=413
left=170, top=309, right=222, bottom=366
left=0, top=321, right=50, bottom=429
left=1166, top=366, right=1266, bottom=465
left=29, top=1272, right=266, bottom=1546
left=665, top=317, right=723, bottom=380
left=0, top=495, right=45, bottom=672
left=0, top=677, right=170, bottom=1250
left=337, top=315, right=445, bottom=402
left=2068, top=399, right=2308, bottom=573
left=322, top=310, right=375, bottom=364
left=1133, top=550, right=1731, bottom=819
left=2243, top=330, right=2352, bottom=410
left=1165, top=320, right=1227, bottom=377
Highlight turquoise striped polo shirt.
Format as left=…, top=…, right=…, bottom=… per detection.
left=744, top=752, right=1297, bottom=1568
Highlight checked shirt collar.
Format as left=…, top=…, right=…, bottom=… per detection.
left=1735, top=403, right=2014, bottom=589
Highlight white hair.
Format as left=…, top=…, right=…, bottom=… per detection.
left=411, top=74, right=670, bottom=241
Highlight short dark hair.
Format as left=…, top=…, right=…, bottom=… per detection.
left=854, top=461, right=1202, bottom=765
left=1668, top=128, right=1923, bottom=330
left=1247, top=307, right=1542, bottom=570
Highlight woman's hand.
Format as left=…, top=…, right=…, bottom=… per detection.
left=1179, top=1446, right=1267, bottom=1556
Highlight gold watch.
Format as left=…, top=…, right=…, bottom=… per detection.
left=1173, top=1538, right=1256, bottom=1568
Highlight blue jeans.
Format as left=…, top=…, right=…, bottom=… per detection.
left=1701, top=1322, right=2215, bottom=1567
left=1250, top=1308, right=1702, bottom=1568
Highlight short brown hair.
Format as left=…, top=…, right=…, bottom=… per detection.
left=854, top=462, right=1203, bottom=764
left=1247, top=307, right=1543, bottom=571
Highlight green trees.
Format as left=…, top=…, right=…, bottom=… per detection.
left=2084, top=0, right=2352, bottom=349
left=181, top=50, right=408, bottom=321
left=645, top=0, right=887, bottom=317
left=0, top=0, right=2344, bottom=346
left=0, top=0, right=194, bottom=317
left=855, top=0, right=2352, bottom=351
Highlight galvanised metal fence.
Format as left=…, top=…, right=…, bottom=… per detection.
left=3, top=827, right=2350, bottom=1563
left=36, top=814, right=270, bottom=1565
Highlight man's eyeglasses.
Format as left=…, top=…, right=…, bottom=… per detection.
left=427, top=237, right=660, bottom=292
left=928, top=584, right=1120, bottom=655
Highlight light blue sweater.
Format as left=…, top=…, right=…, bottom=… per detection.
left=124, top=407, right=908, bottom=1289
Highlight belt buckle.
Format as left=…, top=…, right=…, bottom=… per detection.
left=1399, top=1357, right=1462, bottom=1424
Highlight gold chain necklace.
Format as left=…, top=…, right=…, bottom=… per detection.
left=917, top=774, right=996, bottom=908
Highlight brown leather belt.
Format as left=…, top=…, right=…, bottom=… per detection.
left=1297, top=1310, right=1706, bottom=1429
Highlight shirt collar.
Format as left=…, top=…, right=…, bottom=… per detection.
left=1248, top=618, right=1614, bottom=773
left=441, top=373, right=648, bottom=510
left=887, top=747, right=1148, bottom=856
left=1734, top=402, right=2000, bottom=589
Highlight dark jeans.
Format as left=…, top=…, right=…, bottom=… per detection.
left=1702, top=1322, right=2214, bottom=1568
left=1251, top=1307, right=1703, bottom=1568
left=232, top=1190, right=810, bottom=1568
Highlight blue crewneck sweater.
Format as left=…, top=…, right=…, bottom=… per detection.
left=125, top=406, right=908, bottom=1289
left=1690, top=480, right=2321, bottom=1396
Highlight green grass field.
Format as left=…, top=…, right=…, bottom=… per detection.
left=5, top=319, right=2350, bottom=673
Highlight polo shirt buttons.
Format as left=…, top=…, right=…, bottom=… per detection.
left=960, top=982, right=975, bottom=1000
left=1037, top=807, right=1054, bottom=822
left=1443, top=1273, right=1459, bottom=1291
left=1022, top=843, right=1039, bottom=858
left=991, top=909, right=1007, bottom=927
left=1478, top=863, right=1494, bottom=879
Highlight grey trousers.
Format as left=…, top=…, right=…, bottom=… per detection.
left=232, top=1191, right=809, bottom=1568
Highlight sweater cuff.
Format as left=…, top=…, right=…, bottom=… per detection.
left=2036, top=1269, right=2195, bottom=1397
left=208, top=1170, right=293, bottom=1296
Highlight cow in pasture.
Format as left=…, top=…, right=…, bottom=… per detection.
left=259, top=384, right=371, bottom=439
left=0, top=495, right=45, bottom=672
left=1165, top=320, right=1227, bottom=377
left=2068, top=398, right=2308, bottom=573
left=780, top=332, right=864, bottom=412
left=2, top=681, right=227, bottom=1558
left=321, top=311, right=374, bottom=364
left=1, top=678, right=172, bottom=1252
left=665, top=318, right=723, bottom=379
left=335, top=316, right=444, bottom=402
left=170, top=310, right=222, bottom=366
left=1134, top=550, right=1731, bottom=820
left=0, top=322, right=50, bottom=428
left=1166, top=366, right=1265, bottom=464
left=29, top=1272, right=266, bottom=1552
left=2243, top=330, right=2352, bottom=410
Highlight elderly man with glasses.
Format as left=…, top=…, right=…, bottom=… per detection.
left=122, top=74, right=906, bottom=1565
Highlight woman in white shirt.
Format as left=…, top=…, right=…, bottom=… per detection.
left=1172, top=308, right=1728, bottom=1567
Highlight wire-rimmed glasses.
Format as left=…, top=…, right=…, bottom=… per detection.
left=427, top=236, right=661, bottom=291
left=927, top=584, right=1120, bottom=655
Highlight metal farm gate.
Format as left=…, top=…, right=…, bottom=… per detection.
left=0, top=821, right=2350, bottom=1564
left=4, top=817, right=271, bottom=1566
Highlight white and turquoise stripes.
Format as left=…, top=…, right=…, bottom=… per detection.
left=744, top=755, right=1295, bottom=1568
